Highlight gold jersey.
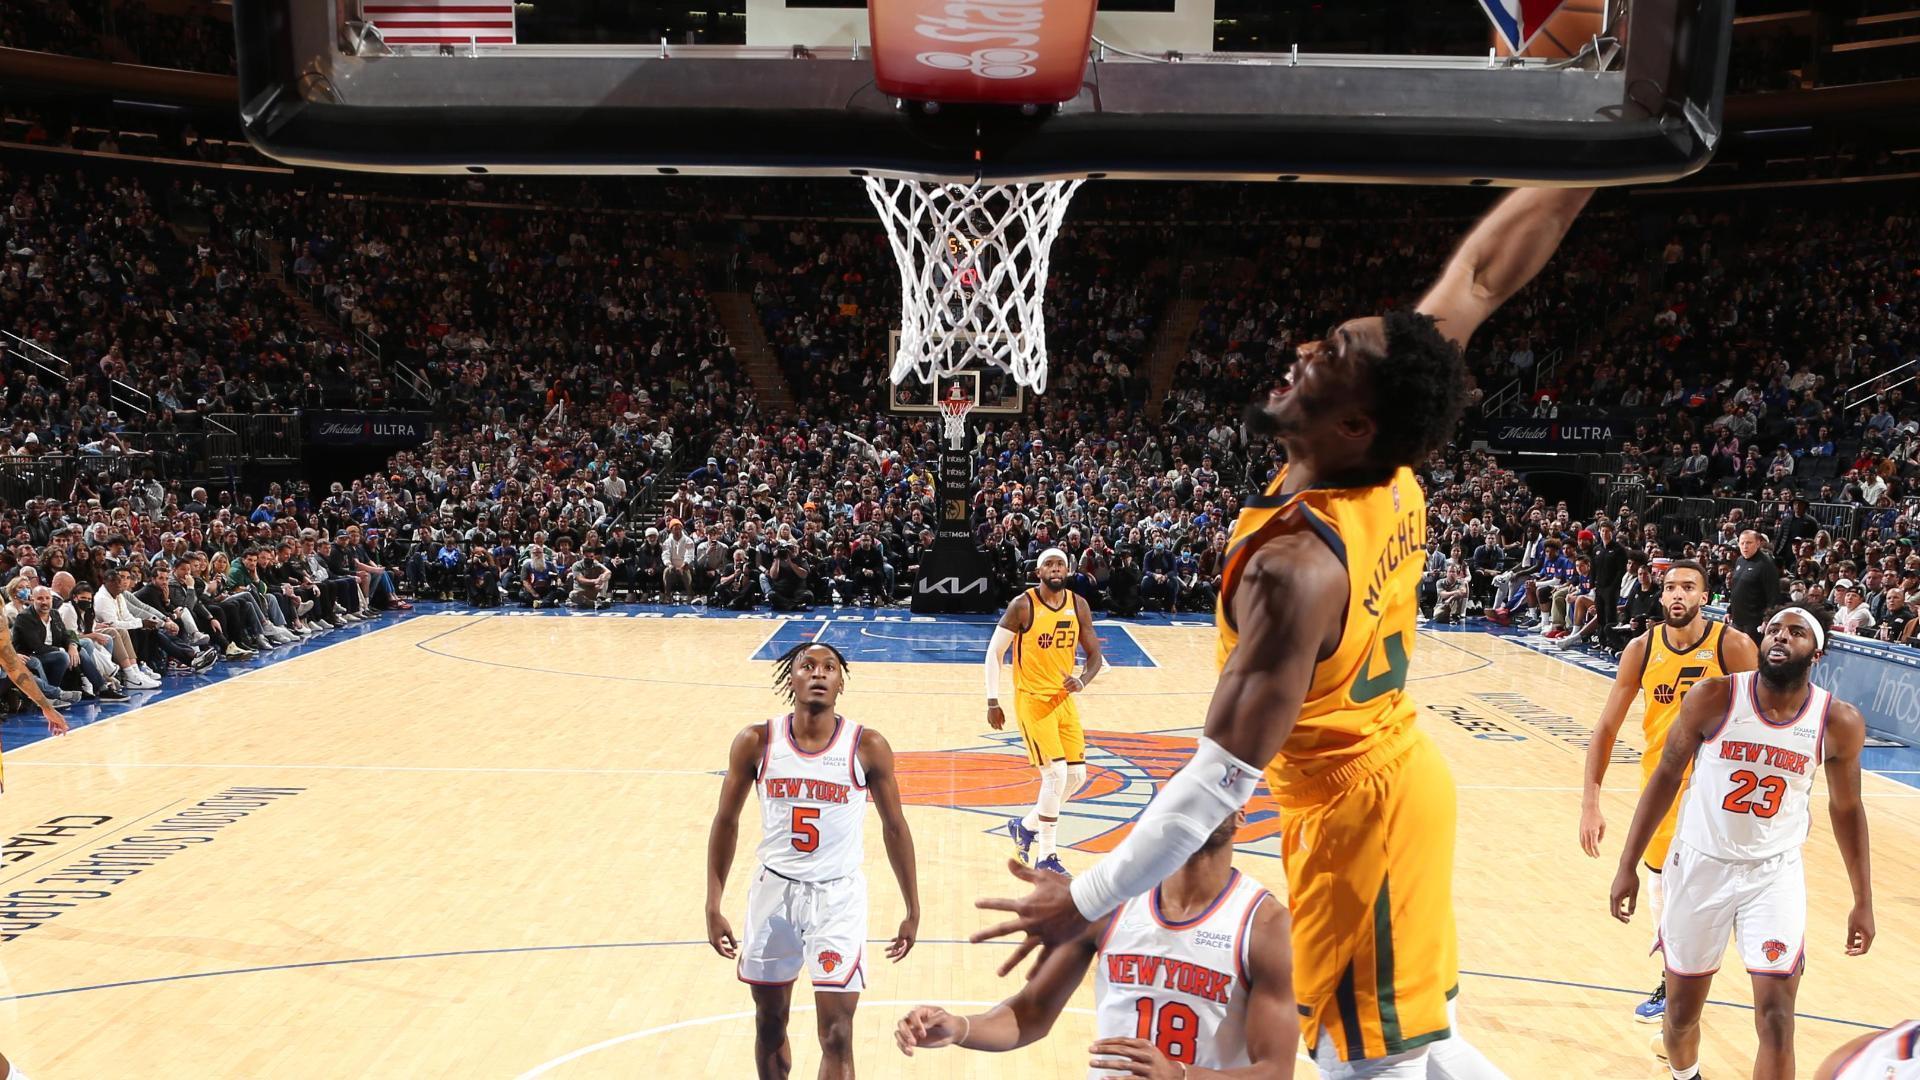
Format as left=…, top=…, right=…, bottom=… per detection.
left=1013, top=587, right=1079, bottom=699
left=1217, top=466, right=1427, bottom=792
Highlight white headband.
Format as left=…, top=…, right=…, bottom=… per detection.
left=1036, top=547, right=1071, bottom=567
left=1764, top=608, right=1826, bottom=652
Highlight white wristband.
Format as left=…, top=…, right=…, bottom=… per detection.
left=1068, top=737, right=1259, bottom=921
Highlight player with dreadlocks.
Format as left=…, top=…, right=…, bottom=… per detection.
left=706, top=641, right=921, bottom=1078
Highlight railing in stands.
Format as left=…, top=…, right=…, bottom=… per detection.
left=205, top=413, right=302, bottom=463
left=1809, top=501, right=1859, bottom=536
left=2, top=329, right=69, bottom=385
left=1480, top=347, right=1564, bottom=418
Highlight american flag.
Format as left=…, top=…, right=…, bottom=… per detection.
left=364, top=1, right=518, bottom=47
left=1476, top=0, right=1569, bottom=52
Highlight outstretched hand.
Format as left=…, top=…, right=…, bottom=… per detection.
left=972, top=859, right=1091, bottom=978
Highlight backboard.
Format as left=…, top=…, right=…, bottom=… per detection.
left=235, top=0, right=1730, bottom=187
left=886, top=332, right=1026, bottom=416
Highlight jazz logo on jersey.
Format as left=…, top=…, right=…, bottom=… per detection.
left=818, top=950, right=843, bottom=973
left=1038, top=620, right=1076, bottom=651
left=1654, top=665, right=1710, bottom=705
left=1762, top=939, right=1789, bottom=963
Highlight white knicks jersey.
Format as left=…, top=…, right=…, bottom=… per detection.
left=755, top=713, right=867, bottom=882
left=1092, top=868, right=1272, bottom=1078
left=1677, top=672, right=1829, bottom=862
left=1830, top=1021, right=1920, bottom=1079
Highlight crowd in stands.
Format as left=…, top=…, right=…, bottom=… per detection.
left=7, top=106, right=1920, bottom=722
left=0, top=0, right=233, bottom=74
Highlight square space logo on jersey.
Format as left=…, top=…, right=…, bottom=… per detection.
left=1476, top=0, right=1570, bottom=53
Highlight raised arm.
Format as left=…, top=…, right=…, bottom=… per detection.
left=1609, top=676, right=1732, bottom=921
left=860, top=727, right=921, bottom=962
left=1066, top=593, right=1104, bottom=692
left=703, top=723, right=765, bottom=959
left=1580, top=632, right=1649, bottom=857
left=1417, top=188, right=1596, bottom=349
left=1821, top=701, right=1874, bottom=956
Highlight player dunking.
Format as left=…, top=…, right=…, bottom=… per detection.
left=1580, top=560, right=1757, bottom=1023
left=975, top=186, right=1597, bottom=1078
left=1610, top=606, right=1875, bottom=1080
left=895, top=810, right=1296, bottom=1078
left=986, top=548, right=1105, bottom=877
left=706, top=642, right=922, bottom=1079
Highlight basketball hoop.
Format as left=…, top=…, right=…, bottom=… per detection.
left=938, top=389, right=976, bottom=452
left=865, top=177, right=1083, bottom=397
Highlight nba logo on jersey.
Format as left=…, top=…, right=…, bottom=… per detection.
left=1475, top=0, right=1570, bottom=52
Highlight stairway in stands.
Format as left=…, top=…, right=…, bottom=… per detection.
left=713, top=293, right=795, bottom=419
left=1144, top=297, right=1206, bottom=421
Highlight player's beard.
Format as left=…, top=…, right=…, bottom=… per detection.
left=1663, top=602, right=1700, bottom=628
left=1242, top=399, right=1291, bottom=439
left=1757, top=650, right=1815, bottom=688
left=1200, top=814, right=1238, bottom=852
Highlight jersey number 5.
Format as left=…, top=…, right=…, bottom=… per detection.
left=1133, top=998, right=1198, bottom=1065
left=791, top=807, right=820, bottom=852
left=1720, top=770, right=1787, bottom=818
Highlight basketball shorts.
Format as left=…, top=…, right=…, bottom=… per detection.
left=1013, top=691, right=1084, bottom=766
left=1659, top=842, right=1805, bottom=978
left=737, top=867, right=868, bottom=993
left=1275, top=728, right=1459, bottom=1063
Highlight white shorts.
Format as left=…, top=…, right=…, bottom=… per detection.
left=1658, top=842, right=1805, bottom=979
left=736, top=867, right=867, bottom=993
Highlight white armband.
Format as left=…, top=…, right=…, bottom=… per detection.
left=985, top=626, right=1015, bottom=702
left=1068, top=737, right=1260, bottom=920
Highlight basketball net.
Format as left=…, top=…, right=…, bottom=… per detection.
left=865, top=177, right=1083, bottom=396
left=939, top=387, right=975, bottom=452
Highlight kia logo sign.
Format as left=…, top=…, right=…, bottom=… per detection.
left=917, top=576, right=990, bottom=596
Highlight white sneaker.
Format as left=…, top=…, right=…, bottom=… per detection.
left=296, top=599, right=315, bottom=618
left=123, top=669, right=159, bottom=689
left=138, top=664, right=162, bottom=681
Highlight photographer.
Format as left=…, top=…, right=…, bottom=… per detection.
left=716, top=549, right=760, bottom=610
left=766, top=544, right=815, bottom=612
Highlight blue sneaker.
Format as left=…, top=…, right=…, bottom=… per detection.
left=1634, top=977, right=1666, bottom=1024
left=1034, top=854, right=1071, bottom=878
left=1006, top=817, right=1036, bottom=863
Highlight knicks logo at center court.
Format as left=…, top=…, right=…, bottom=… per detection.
left=895, top=730, right=1284, bottom=854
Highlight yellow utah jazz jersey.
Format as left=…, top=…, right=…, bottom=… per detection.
left=1638, top=621, right=1730, bottom=780
left=1013, top=588, right=1079, bottom=698
left=1217, top=466, right=1426, bottom=791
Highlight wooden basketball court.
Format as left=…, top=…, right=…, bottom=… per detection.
left=0, top=612, right=1912, bottom=1078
